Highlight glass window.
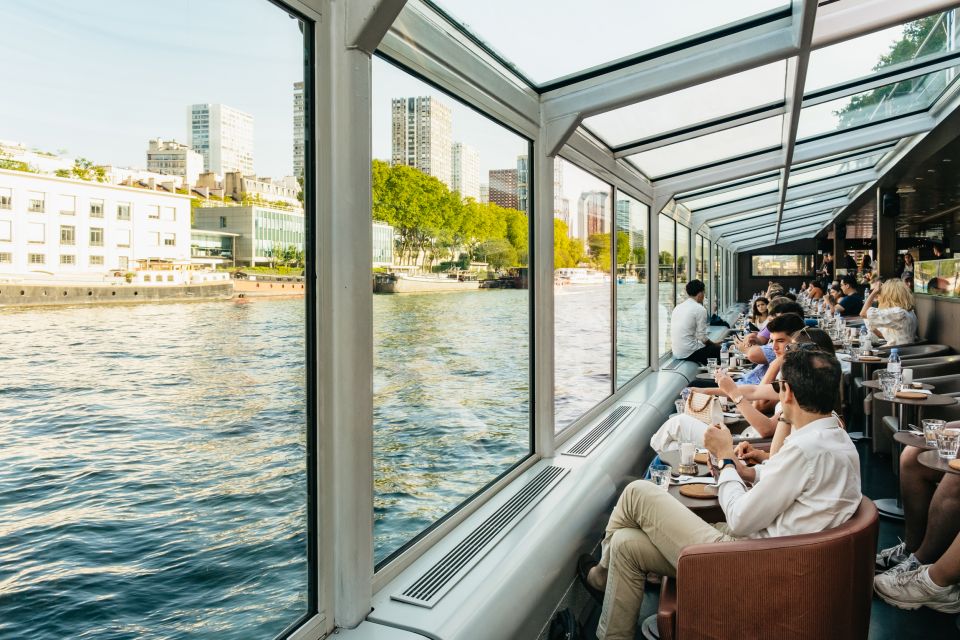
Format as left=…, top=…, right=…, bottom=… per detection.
left=117, top=229, right=131, bottom=248
left=554, top=160, right=612, bottom=431
left=0, top=187, right=11, bottom=209
left=117, top=202, right=131, bottom=220
left=0, top=220, right=11, bottom=242
left=28, top=221, right=44, bottom=243
left=658, top=215, right=676, bottom=355
left=676, top=222, right=690, bottom=296
left=714, top=243, right=722, bottom=311
left=615, top=192, right=649, bottom=388
left=433, top=0, right=789, bottom=84
left=0, top=252, right=11, bottom=263
left=798, top=66, right=960, bottom=140
left=696, top=234, right=707, bottom=282
left=628, top=116, right=783, bottom=178
left=586, top=61, right=787, bottom=146
left=60, top=224, right=75, bottom=245
left=147, top=205, right=160, bottom=219
left=163, top=232, right=176, bottom=246
left=680, top=178, right=779, bottom=211
left=751, top=254, right=816, bottom=276
left=28, top=191, right=45, bottom=212
left=372, top=57, right=531, bottom=564
left=60, top=194, right=76, bottom=214
left=806, top=11, right=958, bottom=92
left=60, top=254, right=75, bottom=265
left=162, top=206, right=176, bottom=221
left=0, top=2, right=312, bottom=637
left=787, top=151, right=887, bottom=186
left=148, top=231, right=160, bottom=246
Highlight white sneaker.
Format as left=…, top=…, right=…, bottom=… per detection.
left=874, top=566, right=960, bottom=613
left=883, top=554, right=920, bottom=576
left=875, top=540, right=907, bottom=572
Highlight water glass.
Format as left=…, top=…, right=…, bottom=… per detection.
left=707, top=358, right=718, bottom=375
left=937, top=428, right=960, bottom=461
left=878, top=371, right=898, bottom=400
left=650, top=464, right=671, bottom=491
left=675, top=399, right=685, bottom=416
left=902, top=369, right=914, bottom=385
left=923, top=419, right=946, bottom=448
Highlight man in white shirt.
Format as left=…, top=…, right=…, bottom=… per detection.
left=580, top=347, right=861, bottom=640
left=671, top=279, right=720, bottom=364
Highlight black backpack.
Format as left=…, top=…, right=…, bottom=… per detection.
left=548, top=608, right=583, bottom=640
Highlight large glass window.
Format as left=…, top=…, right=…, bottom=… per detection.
left=714, top=243, right=722, bottom=311
left=554, top=161, right=613, bottom=431
left=0, top=2, right=313, bottom=638
left=676, top=222, right=690, bottom=296
left=371, top=57, right=531, bottom=564
left=615, top=192, right=649, bottom=388
left=657, top=215, right=676, bottom=355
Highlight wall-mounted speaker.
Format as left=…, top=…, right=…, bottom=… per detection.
left=881, top=191, right=901, bottom=218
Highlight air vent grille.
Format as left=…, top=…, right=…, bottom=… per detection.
left=392, top=465, right=568, bottom=608
left=563, top=405, right=636, bottom=457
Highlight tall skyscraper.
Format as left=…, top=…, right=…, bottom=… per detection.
left=578, top=191, right=610, bottom=239
left=451, top=142, right=480, bottom=200
left=188, top=103, right=254, bottom=176
left=516, top=155, right=528, bottom=212
left=553, top=157, right=571, bottom=234
left=616, top=197, right=645, bottom=252
left=293, top=82, right=305, bottom=181
left=488, top=169, right=518, bottom=209
left=479, top=183, right=489, bottom=204
left=391, top=96, right=452, bottom=188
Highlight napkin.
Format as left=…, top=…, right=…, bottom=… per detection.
left=900, top=386, right=932, bottom=395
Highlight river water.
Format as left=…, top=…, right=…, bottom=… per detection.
left=0, top=285, right=661, bottom=638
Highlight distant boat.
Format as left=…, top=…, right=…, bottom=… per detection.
left=555, top=268, right=610, bottom=286
left=374, top=272, right=481, bottom=294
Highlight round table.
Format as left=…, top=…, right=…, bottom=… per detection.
left=845, top=355, right=889, bottom=441
left=918, top=450, right=960, bottom=475
left=657, top=450, right=723, bottom=520
left=893, top=431, right=934, bottom=451
left=863, top=380, right=934, bottom=392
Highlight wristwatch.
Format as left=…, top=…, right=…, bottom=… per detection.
left=718, top=458, right=737, bottom=471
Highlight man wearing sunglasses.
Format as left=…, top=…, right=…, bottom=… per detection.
left=583, top=347, right=861, bottom=640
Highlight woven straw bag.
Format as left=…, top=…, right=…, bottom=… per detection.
left=685, top=391, right=723, bottom=425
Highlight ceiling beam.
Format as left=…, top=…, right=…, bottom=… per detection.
left=348, top=0, right=408, bottom=54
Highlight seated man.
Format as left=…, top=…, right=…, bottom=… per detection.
left=582, top=348, right=861, bottom=640
left=651, top=313, right=805, bottom=452
left=874, top=446, right=960, bottom=577
left=670, top=279, right=720, bottom=365
left=827, top=274, right=864, bottom=317
left=875, top=526, right=960, bottom=612
left=736, top=297, right=804, bottom=348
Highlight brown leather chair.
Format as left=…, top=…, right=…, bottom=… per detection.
left=657, top=497, right=878, bottom=640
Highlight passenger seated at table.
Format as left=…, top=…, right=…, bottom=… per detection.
left=860, top=278, right=918, bottom=346
left=736, top=297, right=803, bottom=347
left=670, top=279, right=720, bottom=365
left=807, top=280, right=826, bottom=300
left=747, top=296, right=769, bottom=332
left=579, top=348, right=861, bottom=640
left=826, top=274, right=865, bottom=317
left=875, top=445, right=960, bottom=581
left=651, top=314, right=805, bottom=453
left=875, top=513, right=960, bottom=612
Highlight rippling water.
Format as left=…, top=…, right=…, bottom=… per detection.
left=0, top=286, right=659, bottom=637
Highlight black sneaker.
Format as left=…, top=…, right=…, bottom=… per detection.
left=576, top=554, right=605, bottom=604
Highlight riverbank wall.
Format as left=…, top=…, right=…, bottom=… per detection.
left=0, top=281, right=234, bottom=308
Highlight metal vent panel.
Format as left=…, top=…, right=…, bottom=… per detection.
left=563, top=405, right=636, bottom=457
left=392, top=465, right=568, bottom=609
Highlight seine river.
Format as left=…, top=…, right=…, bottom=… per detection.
left=0, top=284, right=658, bottom=639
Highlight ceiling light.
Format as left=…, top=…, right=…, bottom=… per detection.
left=928, top=169, right=936, bottom=173
left=944, top=158, right=952, bottom=163
left=897, top=185, right=916, bottom=194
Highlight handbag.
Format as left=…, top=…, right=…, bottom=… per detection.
left=685, top=391, right=724, bottom=425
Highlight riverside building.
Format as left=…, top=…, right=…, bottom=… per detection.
left=146, top=138, right=204, bottom=184
left=193, top=203, right=305, bottom=266
left=0, top=168, right=190, bottom=275
left=188, top=103, right=255, bottom=176
left=390, top=95, right=453, bottom=188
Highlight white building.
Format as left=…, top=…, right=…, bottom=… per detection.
left=193, top=204, right=305, bottom=266
left=391, top=96, right=452, bottom=188
left=188, top=103, right=255, bottom=176
left=146, top=139, right=204, bottom=184
left=451, top=142, right=480, bottom=200
left=0, top=168, right=191, bottom=275
left=293, top=81, right=305, bottom=181
left=0, top=139, right=73, bottom=175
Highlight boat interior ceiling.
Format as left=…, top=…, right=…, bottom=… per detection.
left=11, top=0, right=960, bottom=639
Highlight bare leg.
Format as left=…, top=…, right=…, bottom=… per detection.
left=914, top=474, right=960, bottom=564
left=929, top=532, right=960, bottom=587
left=900, top=446, right=942, bottom=552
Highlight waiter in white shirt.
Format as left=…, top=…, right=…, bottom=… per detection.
left=671, top=279, right=720, bottom=364
left=581, top=346, right=861, bottom=640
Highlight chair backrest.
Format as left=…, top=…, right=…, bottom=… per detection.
left=671, top=497, right=878, bottom=639
left=900, top=359, right=960, bottom=379
left=898, top=354, right=960, bottom=368
left=884, top=344, right=952, bottom=359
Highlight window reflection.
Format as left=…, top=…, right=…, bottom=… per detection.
left=554, top=161, right=613, bottom=431
left=657, top=215, right=676, bottom=355
left=615, top=193, right=649, bottom=387
left=371, top=58, right=531, bottom=564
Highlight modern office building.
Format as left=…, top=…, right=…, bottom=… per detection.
left=577, top=190, right=610, bottom=239
left=516, top=155, right=528, bottom=212
left=488, top=168, right=517, bottom=209
left=190, top=228, right=239, bottom=267
left=390, top=96, right=452, bottom=188
left=450, top=142, right=480, bottom=200
left=187, top=103, right=255, bottom=176
left=479, top=183, right=489, bottom=204
left=0, top=168, right=190, bottom=275
left=193, top=204, right=305, bottom=266
left=293, top=81, right=305, bottom=181
left=146, top=139, right=204, bottom=184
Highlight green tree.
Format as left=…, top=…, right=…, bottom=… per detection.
left=0, top=148, right=35, bottom=173
left=477, top=238, right=518, bottom=270
left=55, top=157, right=107, bottom=182
left=554, top=219, right=585, bottom=268
left=616, top=231, right=631, bottom=267
left=588, top=233, right=611, bottom=269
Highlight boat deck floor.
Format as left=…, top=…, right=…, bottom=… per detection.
left=581, top=440, right=960, bottom=639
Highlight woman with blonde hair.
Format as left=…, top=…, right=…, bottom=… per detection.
left=860, top=278, right=918, bottom=345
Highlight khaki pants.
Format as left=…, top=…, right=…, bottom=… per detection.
left=596, top=480, right=741, bottom=640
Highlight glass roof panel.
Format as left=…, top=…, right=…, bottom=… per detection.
left=783, top=189, right=850, bottom=210
left=787, top=151, right=886, bottom=186
left=797, top=65, right=960, bottom=140
left=432, top=0, right=790, bottom=85
left=680, top=178, right=779, bottom=211
left=709, top=206, right=778, bottom=227
left=628, top=116, right=783, bottom=178
left=805, top=11, right=957, bottom=92
left=585, top=61, right=787, bottom=146
left=676, top=171, right=779, bottom=202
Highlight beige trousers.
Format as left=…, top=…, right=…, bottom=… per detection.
left=596, top=480, right=740, bottom=640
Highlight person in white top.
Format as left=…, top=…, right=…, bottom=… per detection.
left=671, top=279, right=720, bottom=363
left=860, top=278, right=918, bottom=346
left=580, top=346, right=861, bottom=640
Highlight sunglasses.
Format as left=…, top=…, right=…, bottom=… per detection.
left=771, top=380, right=784, bottom=393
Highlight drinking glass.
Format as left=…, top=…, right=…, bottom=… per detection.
left=878, top=371, right=898, bottom=400
left=937, top=428, right=960, bottom=461
left=707, top=358, right=718, bottom=375
left=675, top=399, right=685, bottom=416
left=650, top=464, right=671, bottom=491
left=902, top=369, right=914, bottom=385
left=923, top=419, right=946, bottom=448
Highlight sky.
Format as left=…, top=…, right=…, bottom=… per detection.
left=1, top=0, right=304, bottom=178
